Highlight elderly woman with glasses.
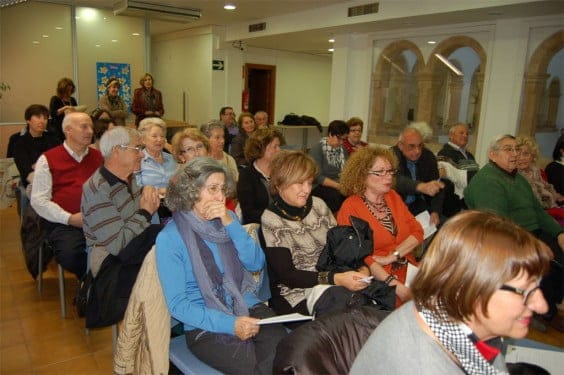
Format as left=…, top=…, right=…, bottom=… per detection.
left=200, top=120, right=239, bottom=181
left=155, top=157, right=287, bottom=374
left=351, top=210, right=551, bottom=374
left=136, top=117, right=177, bottom=197
left=171, top=128, right=210, bottom=164
left=338, top=146, right=423, bottom=305
left=342, top=117, right=368, bottom=155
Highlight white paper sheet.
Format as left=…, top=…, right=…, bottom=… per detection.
left=415, top=210, right=437, bottom=239
left=257, top=313, right=313, bottom=325
left=405, top=263, right=419, bottom=288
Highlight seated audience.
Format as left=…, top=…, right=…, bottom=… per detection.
left=230, top=112, right=257, bottom=168
left=342, top=117, right=368, bottom=154
left=516, top=136, right=563, bottom=213
left=261, top=151, right=368, bottom=317
left=200, top=120, right=239, bottom=180
left=98, top=77, right=128, bottom=126
left=49, top=77, right=78, bottom=142
left=465, top=134, right=564, bottom=331
left=437, top=123, right=480, bottom=203
left=237, top=128, right=284, bottom=224
left=155, top=157, right=287, bottom=374
left=545, top=134, right=564, bottom=195
left=338, top=146, right=423, bottom=305
left=131, top=73, right=164, bottom=127
left=136, top=117, right=176, bottom=196
left=219, top=106, right=238, bottom=152
left=254, top=110, right=270, bottom=129
left=310, top=120, right=349, bottom=212
left=392, top=126, right=451, bottom=225
left=31, top=112, right=103, bottom=278
left=351, top=210, right=552, bottom=374
left=14, top=104, right=60, bottom=190
left=82, top=127, right=161, bottom=327
left=170, top=128, right=209, bottom=165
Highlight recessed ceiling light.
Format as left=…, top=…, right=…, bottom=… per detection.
left=33, top=41, right=40, bottom=44
left=328, top=38, right=335, bottom=43
left=224, top=4, right=236, bottom=10
left=112, top=39, right=118, bottom=42
left=427, top=40, right=436, bottom=45
left=328, top=48, right=334, bottom=52
left=132, top=32, right=140, bottom=36
left=95, top=44, right=101, bottom=47
left=42, top=34, right=49, bottom=38
left=55, top=26, right=63, bottom=30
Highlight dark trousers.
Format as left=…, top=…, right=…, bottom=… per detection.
left=47, top=223, right=87, bottom=278
left=312, top=185, right=345, bottom=213
left=186, top=303, right=288, bottom=375
left=533, top=229, right=564, bottom=319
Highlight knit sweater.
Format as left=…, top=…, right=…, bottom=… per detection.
left=337, top=191, right=423, bottom=283
left=261, top=196, right=336, bottom=308
left=44, top=145, right=103, bottom=214
left=464, top=162, right=563, bottom=238
left=81, top=166, right=151, bottom=272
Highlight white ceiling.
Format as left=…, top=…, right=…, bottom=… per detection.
left=31, top=0, right=564, bottom=56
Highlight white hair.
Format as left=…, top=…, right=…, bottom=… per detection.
left=99, top=127, right=140, bottom=158
left=138, top=117, right=166, bottom=137
left=62, top=111, right=90, bottom=132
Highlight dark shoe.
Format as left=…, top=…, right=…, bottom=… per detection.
left=530, top=316, right=548, bottom=332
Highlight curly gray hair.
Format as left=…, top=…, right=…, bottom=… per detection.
left=165, top=157, right=236, bottom=211
left=200, top=119, right=224, bottom=138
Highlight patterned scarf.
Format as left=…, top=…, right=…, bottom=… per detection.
left=418, top=302, right=506, bottom=375
left=321, top=138, right=345, bottom=170
left=173, top=210, right=256, bottom=316
left=143, top=89, right=158, bottom=112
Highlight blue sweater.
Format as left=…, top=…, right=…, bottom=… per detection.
left=155, top=213, right=265, bottom=335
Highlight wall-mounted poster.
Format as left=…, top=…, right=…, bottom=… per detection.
left=96, top=62, right=131, bottom=110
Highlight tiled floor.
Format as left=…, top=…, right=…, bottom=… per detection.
left=0, top=205, right=113, bottom=374
left=1, top=203, right=563, bottom=374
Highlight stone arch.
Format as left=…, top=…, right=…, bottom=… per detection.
left=519, top=30, right=564, bottom=136
left=424, top=36, right=487, bottom=138
left=368, top=40, right=424, bottom=142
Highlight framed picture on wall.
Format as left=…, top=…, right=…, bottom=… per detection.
left=96, top=62, right=132, bottom=109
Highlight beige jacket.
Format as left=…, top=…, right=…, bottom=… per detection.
left=113, top=247, right=170, bottom=375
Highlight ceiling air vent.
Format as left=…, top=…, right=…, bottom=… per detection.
left=348, top=2, right=379, bottom=17
left=113, top=0, right=201, bottom=23
left=249, top=22, right=266, bottom=33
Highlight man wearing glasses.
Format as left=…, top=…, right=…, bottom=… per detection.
left=81, top=126, right=162, bottom=327
left=392, top=126, right=449, bottom=227
left=465, top=134, right=564, bottom=332
left=31, top=112, right=103, bottom=279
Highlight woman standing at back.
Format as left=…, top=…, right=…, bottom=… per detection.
left=49, top=77, right=78, bottom=142
left=132, top=73, right=164, bottom=127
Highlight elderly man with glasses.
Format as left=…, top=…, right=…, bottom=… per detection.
left=465, top=134, right=564, bottom=332
left=81, top=126, right=162, bottom=328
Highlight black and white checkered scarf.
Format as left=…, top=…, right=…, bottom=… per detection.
left=418, top=303, right=506, bottom=375
left=321, top=138, right=345, bottom=170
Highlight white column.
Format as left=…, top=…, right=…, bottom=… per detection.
left=474, top=19, right=528, bottom=165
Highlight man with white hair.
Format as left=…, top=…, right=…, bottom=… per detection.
left=254, top=110, right=269, bottom=129
left=81, top=126, right=161, bottom=327
left=31, top=111, right=103, bottom=278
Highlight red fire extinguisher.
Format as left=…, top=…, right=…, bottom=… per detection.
left=242, top=89, right=250, bottom=112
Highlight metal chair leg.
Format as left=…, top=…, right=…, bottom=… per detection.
left=57, top=264, right=66, bottom=318
left=37, top=240, right=44, bottom=293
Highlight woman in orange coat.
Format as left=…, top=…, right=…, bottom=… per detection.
left=338, top=146, right=423, bottom=305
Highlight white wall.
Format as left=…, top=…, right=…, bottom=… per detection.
left=152, top=28, right=214, bottom=126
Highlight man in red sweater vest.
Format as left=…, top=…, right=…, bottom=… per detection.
left=31, top=112, right=103, bottom=278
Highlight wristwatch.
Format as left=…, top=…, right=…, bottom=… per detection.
left=393, top=250, right=401, bottom=261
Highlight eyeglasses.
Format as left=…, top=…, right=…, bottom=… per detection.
left=119, top=144, right=145, bottom=152
left=204, top=184, right=227, bottom=195
left=499, top=282, right=541, bottom=306
left=368, top=169, right=398, bottom=177
left=182, top=143, right=205, bottom=154
left=498, top=146, right=520, bottom=153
